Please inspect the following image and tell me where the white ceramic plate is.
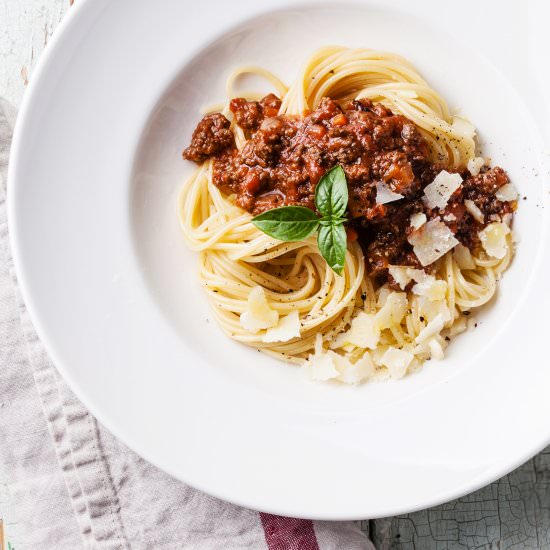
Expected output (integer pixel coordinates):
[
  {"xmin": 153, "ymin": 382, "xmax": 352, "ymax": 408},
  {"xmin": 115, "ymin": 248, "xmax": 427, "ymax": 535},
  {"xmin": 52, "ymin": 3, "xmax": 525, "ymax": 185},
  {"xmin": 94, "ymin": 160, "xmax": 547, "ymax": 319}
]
[{"xmin": 8, "ymin": 0, "xmax": 550, "ymax": 519}]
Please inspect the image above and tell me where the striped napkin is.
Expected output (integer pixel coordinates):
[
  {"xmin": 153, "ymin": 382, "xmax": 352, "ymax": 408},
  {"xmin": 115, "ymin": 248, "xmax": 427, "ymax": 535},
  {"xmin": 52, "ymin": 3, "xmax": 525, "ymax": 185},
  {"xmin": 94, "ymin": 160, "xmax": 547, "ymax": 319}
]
[{"xmin": 0, "ymin": 99, "xmax": 374, "ymax": 549}]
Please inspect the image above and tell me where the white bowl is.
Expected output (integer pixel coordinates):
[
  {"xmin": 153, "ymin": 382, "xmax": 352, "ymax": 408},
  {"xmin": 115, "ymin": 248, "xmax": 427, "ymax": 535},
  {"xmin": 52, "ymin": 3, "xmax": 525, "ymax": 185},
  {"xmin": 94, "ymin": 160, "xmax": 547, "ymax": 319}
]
[{"xmin": 8, "ymin": 0, "xmax": 550, "ymax": 519}]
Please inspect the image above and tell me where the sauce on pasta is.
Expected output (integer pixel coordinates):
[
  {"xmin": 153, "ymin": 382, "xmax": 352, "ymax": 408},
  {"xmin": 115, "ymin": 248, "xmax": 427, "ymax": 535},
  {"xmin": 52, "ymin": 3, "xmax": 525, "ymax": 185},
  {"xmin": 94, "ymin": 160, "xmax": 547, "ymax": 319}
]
[
  {"xmin": 177, "ymin": 46, "xmax": 517, "ymax": 383},
  {"xmin": 183, "ymin": 96, "xmax": 514, "ymax": 288}
]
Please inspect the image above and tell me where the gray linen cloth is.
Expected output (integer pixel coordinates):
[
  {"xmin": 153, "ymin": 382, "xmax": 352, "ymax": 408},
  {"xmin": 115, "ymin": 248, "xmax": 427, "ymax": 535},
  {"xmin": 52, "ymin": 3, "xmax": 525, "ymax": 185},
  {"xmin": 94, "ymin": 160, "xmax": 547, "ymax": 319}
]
[{"xmin": 0, "ymin": 98, "xmax": 373, "ymax": 550}]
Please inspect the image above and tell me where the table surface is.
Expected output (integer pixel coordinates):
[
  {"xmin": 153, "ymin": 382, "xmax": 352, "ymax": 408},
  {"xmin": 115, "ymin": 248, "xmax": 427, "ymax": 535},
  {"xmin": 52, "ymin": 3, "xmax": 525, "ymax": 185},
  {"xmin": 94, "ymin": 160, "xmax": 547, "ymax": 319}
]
[{"xmin": 2, "ymin": 1, "xmax": 550, "ymax": 549}]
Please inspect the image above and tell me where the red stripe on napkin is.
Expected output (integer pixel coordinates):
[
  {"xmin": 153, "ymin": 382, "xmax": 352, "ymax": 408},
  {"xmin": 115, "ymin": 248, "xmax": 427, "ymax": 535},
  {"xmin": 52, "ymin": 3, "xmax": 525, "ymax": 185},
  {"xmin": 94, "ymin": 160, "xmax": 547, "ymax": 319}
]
[{"xmin": 260, "ymin": 513, "xmax": 320, "ymax": 550}]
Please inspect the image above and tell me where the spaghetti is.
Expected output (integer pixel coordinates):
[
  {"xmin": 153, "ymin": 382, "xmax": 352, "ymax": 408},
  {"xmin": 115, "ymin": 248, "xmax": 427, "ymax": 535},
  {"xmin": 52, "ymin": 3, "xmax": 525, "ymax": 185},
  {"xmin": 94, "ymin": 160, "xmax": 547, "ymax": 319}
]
[{"xmin": 178, "ymin": 47, "xmax": 516, "ymax": 383}]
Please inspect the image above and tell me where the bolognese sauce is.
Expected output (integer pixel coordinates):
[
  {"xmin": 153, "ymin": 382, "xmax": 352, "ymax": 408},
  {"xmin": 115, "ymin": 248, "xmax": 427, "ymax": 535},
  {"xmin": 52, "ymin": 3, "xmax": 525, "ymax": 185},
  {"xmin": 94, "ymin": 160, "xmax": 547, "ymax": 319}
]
[{"xmin": 183, "ymin": 95, "xmax": 515, "ymax": 284}]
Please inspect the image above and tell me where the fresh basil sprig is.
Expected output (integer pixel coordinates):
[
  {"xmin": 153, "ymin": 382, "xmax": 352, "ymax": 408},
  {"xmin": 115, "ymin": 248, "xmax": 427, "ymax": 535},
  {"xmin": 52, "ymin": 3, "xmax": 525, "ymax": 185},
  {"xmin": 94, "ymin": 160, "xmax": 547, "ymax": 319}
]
[
  {"xmin": 251, "ymin": 165, "xmax": 349, "ymax": 275},
  {"xmin": 250, "ymin": 205, "xmax": 319, "ymax": 242}
]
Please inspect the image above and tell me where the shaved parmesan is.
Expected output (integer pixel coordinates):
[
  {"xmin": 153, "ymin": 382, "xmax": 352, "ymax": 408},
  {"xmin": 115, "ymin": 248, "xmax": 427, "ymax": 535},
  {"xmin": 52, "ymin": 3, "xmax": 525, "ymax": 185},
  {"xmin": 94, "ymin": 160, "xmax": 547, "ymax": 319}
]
[
  {"xmin": 452, "ymin": 116, "xmax": 476, "ymax": 140},
  {"xmin": 388, "ymin": 266, "xmax": 412, "ymax": 290},
  {"xmin": 408, "ymin": 219, "xmax": 459, "ymax": 267},
  {"xmin": 379, "ymin": 347, "xmax": 414, "ymax": 379},
  {"xmin": 412, "ymin": 340, "xmax": 430, "ymax": 356},
  {"xmin": 331, "ymin": 312, "xmax": 380, "ymax": 350},
  {"xmin": 304, "ymin": 345, "xmax": 374, "ymax": 384},
  {"xmin": 388, "ymin": 266, "xmax": 435, "ymax": 292},
  {"xmin": 410, "ymin": 212, "xmax": 427, "ymax": 229},
  {"xmin": 375, "ymin": 292, "xmax": 408, "ymax": 330},
  {"xmin": 417, "ymin": 297, "xmax": 451, "ymax": 324},
  {"xmin": 329, "ymin": 331, "xmax": 350, "ymax": 351},
  {"xmin": 423, "ymin": 171, "xmax": 462, "ymax": 210},
  {"xmin": 240, "ymin": 286, "xmax": 278, "ymax": 332},
  {"xmin": 376, "ymin": 286, "xmax": 392, "ymax": 308},
  {"xmin": 262, "ymin": 311, "xmax": 300, "ymax": 343},
  {"xmin": 412, "ymin": 277, "xmax": 447, "ymax": 301},
  {"xmin": 495, "ymin": 183, "xmax": 518, "ymax": 202},
  {"xmin": 376, "ymin": 181, "xmax": 403, "ymax": 204},
  {"xmin": 408, "ymin": 269, "xmax": 429, "ymax": 284},
  {"xmin": 304, "ymin": 351, "xmax": 340, "ymax": 381},
  {"xmin": 479, "ymin": 222, "xmax": 510, "ymax": 259},
  {"xmin": 464, "ymin": 199, "xmax": 484, "ymax": 223},
  {"xmin": 467, "ymin": 156, "xmax": 485, "ymax": 176},
  {"xmin": 428, "ymin": 338, "xmax": 445, "ymax": 360},
  {"xmin": 453, "ymin": 243, "xmax": 476, "ymax": 270},
  {"xmin": 335, "ymin": 353, "xmax": 375, "ymax": 384},
  {"xmin": 415, "ymin": 309, "xmax": 452, "ymax": 344}
]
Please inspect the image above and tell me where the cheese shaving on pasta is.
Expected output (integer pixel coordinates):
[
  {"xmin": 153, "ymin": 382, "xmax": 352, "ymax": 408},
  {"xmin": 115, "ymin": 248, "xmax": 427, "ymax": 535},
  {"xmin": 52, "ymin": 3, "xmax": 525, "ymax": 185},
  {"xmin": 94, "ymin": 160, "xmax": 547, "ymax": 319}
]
[{"xmin": 240, "ymin": 287, "xmax": 279, "ymax": 332}]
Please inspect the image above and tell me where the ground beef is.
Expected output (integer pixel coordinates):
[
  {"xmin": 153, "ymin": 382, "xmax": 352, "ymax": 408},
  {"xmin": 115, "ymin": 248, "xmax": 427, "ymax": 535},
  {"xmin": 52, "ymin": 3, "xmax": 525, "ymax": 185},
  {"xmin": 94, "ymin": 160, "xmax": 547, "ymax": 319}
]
[
  {"xmin": 183, "ymin": 95, "xmax": 515, "ymax": 281},
  {"xmin": 182, "ymin": 113, "xmax": 234, "ymax": 162},
  {"xmin": 229, "ymin": 93, "xmax": 282, "ymax": 131}
]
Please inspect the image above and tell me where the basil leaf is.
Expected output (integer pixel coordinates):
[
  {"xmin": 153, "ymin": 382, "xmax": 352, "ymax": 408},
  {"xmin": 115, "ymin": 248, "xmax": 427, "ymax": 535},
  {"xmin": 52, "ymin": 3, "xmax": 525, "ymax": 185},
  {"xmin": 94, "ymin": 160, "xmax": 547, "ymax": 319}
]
[
  {"xmin": 315, "ymin": 165, "xmax": 348, "ymax": 219},
  {"xmin": 318, "ymin": 217, "xmax": 346, "ymax": 227},
  {"xmin": 317, "ymin": 223, "xmax": 347, "ymax": 275},
  {"xmin": 252, "ymin": 206, "xmax": 319, "ymax": 241}
]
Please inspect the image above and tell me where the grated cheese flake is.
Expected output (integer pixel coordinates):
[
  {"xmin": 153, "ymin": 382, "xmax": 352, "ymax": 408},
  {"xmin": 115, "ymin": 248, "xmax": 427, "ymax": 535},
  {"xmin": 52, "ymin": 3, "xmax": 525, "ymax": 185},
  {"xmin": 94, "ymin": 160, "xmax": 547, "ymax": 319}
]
[
  {"xmin": 412, "ymin": 277, "xmax": 447, "ymax": 301},
  {"xmin": 423, "ymin": 170, "xmax": 462, "ymax": 210},
  {"xmin": 408, "ymin": 219, "xmax": 459, "ymax": 267},
  {"xmin": 428, "ymin": 338, "xmax": 445, "ymax": 360},
  {"xmin": 335, "ymin": 353, "xmax": 375, "ymax": 384},
  {"xmin": 417, "ymin": 297, "xmax": 451, "ymax": 324},
  {"xmin": 331, "ymin": 312, "xmax": 380, "ymax": 350},
  {"xmin": 388, "ymin": 266, "xmax": 433, "ymax": 290},
  {"xmin": 304, "ymin": 344, "xmax": 374, "ymax": 384},
  {"xmin": 379, "ymin": 347, "xmax": 414, "ymax": 379},
  {"xmin": 376, "ymin": 286, "xmax": 392, "ymax": 307},
  {"xmin": 388, "ymin": 266, "xmax": 412, "ymax": 290},
  {"xmin": 262, "ymin": 311, "xmax": 301, "ymax": 343},
  {"xmin": 467, "ymin": 156, "xmax": 485, "ymax": 176},
  {"xmin": 410, "ymin": 212, "xmax": 427, "ymax": 229},
  {"xmin": 415, "ymin": 309, "xmax": 452, "ymax": 344},
  {"xmin": 376, "ymin": 181, "xmax": 404, "ymax": 204},
  {"xmin": 304, "ymin": 351, "xmax": 340, "ymax": 381},
  {"xmin": 495, "ymin": 183, "xmax": 518, "ymax": 202},
  {"xmin": 375, "ymin": 292, "xmax": 408, "ymax": 330},
  {"xmin": 479, "ymin": 222, "xmax": 510, "ymax": 259},
  {"xmin": 240, "ymin": 286, "xmax": 279, "ymax": 333},
  {"xmin": 464, "ymin": 199, "xmax": 484, "ymax": 223},
  {"xmin": 408, "ymin": 269, "xmax": 429, "ymax": 284}
]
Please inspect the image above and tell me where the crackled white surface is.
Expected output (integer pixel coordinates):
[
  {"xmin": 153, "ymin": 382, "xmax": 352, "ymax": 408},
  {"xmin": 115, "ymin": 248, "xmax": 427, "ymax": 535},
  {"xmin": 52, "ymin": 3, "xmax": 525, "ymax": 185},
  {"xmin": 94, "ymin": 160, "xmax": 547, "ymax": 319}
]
[
  {"xmin": 3, "ymin": 2, "xmax": 550, "ymax": 548},
  {"xmin": 373, "ymin": 449, "xmax": 550, "ymax": 549}
]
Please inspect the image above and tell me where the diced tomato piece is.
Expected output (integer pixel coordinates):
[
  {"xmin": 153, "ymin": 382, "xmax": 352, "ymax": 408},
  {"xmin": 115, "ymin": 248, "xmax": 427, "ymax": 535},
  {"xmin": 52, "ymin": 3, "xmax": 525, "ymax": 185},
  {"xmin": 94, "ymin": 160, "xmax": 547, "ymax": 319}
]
[
  {"xmin": 244, "ymin": 172, "xmax": 261, "ymax": 194},
  {"xmin": 331, "ymin": 113, "xmax": 348, "ymax": 126}
]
